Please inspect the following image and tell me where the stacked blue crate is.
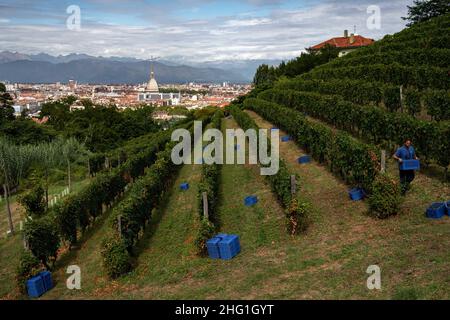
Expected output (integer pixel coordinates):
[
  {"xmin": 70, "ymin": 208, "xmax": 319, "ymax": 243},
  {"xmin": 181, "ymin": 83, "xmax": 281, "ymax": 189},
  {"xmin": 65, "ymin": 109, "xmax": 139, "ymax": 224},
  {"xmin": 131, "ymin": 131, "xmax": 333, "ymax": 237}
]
[
  {"xmin": 446, "ymin": 201, "xmax": 450, "ymax": 216},
  {"xmin": 26, "ymin": 275, "xmax": 46, "ymax": 298},
  {"xmin": 39, "ymin": 271, "xmax": 53, "ymax": 291},
  {"xmin": 207, "ymin": 234, "xmax": 241, "ymax": 260},
  {"xmin": 206, "ymin": 237, "xmax": 222, "ymax": 259},
  {"xmin": 218, "ymin": 235, "xmax": 241, "ymax": 260},
  {"xmin": 281, "ymin": 136, "xmax": 291, "ymax": 142},
  {"xmin": 426, "ymin": 202, "xmax": 446, "ymax": 219}
]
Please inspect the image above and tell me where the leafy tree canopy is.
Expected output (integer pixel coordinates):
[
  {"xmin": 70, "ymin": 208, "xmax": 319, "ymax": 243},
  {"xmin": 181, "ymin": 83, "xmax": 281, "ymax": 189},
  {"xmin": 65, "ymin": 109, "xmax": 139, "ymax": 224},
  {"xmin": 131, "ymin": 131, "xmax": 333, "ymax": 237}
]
[{"xmin": 402, "ymin": 0, "xmax": 450, "ymax": 26}]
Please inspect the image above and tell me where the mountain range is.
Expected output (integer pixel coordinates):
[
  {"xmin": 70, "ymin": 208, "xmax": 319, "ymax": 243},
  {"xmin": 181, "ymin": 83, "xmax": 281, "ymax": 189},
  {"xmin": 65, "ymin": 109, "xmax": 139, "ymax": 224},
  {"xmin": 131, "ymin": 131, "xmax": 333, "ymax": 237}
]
[{"xmin": 0, "ymin": 51, "xmax": 281, "ymax": 84}]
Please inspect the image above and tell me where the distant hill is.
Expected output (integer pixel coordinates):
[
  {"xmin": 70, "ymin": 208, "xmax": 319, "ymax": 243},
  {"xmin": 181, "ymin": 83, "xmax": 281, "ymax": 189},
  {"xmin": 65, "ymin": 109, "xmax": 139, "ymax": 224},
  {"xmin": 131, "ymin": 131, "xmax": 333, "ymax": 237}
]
[
  {"xmin": 0, "ymin": 59, "xmax": 249, "ymax": 84},
  {"xmin": 0, "ymin": 51, "xmax": 283, "ymax": 83}
]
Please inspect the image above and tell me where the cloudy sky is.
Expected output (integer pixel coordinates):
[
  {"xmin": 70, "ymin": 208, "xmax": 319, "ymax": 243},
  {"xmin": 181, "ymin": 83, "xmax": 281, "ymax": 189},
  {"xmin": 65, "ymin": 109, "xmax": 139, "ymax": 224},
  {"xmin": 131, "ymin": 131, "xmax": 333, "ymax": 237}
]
[{"xmin": 0, "ymin": 0, "xmax": 414, "ymax": 62}]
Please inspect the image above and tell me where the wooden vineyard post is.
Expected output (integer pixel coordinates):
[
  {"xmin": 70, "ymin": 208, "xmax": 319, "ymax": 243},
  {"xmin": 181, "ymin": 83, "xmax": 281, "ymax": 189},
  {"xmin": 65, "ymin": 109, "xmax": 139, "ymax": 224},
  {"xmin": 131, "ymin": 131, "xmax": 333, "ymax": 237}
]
[
  {"xmin": 381, "ymin": 150, "xmax": 386, "ymax": 173},
  {"xmin": 202, "ymin": 192, "xmax": 209, "ymax": 220},
  {"xmin": 22, "ymin": 232, "xmax": 29, "ymax": 250},
  {"xmin": 291, "ymin": 175, "xmax": 296, "ymax": 195}
]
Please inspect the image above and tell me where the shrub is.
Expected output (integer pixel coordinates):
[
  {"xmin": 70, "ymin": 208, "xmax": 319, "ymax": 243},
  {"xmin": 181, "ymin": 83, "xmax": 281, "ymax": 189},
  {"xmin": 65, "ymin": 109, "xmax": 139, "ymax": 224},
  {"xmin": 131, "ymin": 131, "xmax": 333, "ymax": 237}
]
[
  {"xmin": 19, "ymin": 184, "xmax": 46, "ymax": 217},
  {"xmin": 101, "ymin": 236, "xmax": 131, "ymax": 279},
  {"xmin": 384, "ymin": 86, "xmax": 401, "ymax": 112},
  {"xmin": 23, "ymin": 215, "xmax": 60, "ymax": 268},
  {"xmin": 54, "ymin": 198, "xmax": 80, "ymax": 246},
  {"xmin": 194, "ymin": 218, "xmax": 215, "ymax": 256},
  {"xmin": 197, "ymin": 164, "xmax": 220, "ymax": 223},
  {"xmin": 404, "ymin": 89, "xmax": 422, "ymax": 116},
  {"xmin": 425, "ymin": 89, "xmax": 450, "ymax": 120},
  {"xmin": 286, "ymin": 199, "xmax": 309, "ymax": 235},
  {"xmin": 368, "ymin": 173, "xmax": 402, "ymax": 219},
  {"xmin": 15, "ymin": 250, "xmax": 42, "ymax": 294}
]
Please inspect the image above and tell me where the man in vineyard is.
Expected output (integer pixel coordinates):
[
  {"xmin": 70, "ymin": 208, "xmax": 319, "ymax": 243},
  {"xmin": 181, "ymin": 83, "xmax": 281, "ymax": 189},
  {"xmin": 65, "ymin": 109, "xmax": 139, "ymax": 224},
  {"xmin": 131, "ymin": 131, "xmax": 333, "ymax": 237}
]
[{"xmin": 393, "ymin": 139, "xmax": 419, "ymax": 195}]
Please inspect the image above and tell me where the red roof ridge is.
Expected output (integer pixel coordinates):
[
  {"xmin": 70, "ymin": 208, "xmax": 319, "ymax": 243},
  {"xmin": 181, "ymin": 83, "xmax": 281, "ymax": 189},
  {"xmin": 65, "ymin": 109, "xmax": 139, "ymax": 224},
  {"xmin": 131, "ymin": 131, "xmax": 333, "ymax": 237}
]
[{"xmin": 311, "ymin": 34, "xmax": 374, "ymax": 50}]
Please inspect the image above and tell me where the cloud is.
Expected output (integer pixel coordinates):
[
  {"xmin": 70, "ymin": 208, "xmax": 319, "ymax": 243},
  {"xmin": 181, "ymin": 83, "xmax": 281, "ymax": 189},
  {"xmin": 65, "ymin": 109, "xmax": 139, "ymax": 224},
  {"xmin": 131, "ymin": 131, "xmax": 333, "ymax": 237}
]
[{"xmin": 0, "ymin": 0, "xmax": 414, "ymax": 61}]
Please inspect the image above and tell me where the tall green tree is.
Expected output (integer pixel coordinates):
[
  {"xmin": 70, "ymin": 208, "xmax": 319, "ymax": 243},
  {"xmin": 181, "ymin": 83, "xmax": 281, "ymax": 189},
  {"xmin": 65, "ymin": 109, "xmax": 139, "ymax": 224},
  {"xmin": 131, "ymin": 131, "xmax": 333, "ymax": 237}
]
[
  {"xmin": 0, "ymin": 83, "xmax": 14, "ymax": 125},
  {"xmin": 0, "ymin": 139, "xmax": 34, "ymax": 233},
  {"xmin": 402, "ymin": 0, "xmax": 450, "ymax": 26},
  {"xmin": 34, "ymin": 141, "xmax": 63, "ymax": 208},
  {"xmin": 60, "ymin": 137, "xmax": 87, "ymax": 192}
]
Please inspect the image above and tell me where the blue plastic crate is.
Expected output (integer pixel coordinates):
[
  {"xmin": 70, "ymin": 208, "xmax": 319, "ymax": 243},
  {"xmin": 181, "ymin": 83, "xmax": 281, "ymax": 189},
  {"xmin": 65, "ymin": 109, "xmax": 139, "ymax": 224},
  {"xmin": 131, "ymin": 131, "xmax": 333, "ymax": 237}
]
[
  {"xmin": 298, "ymin": 155, "xmax": 311, "ymax": 164},
  {"xmin": 206, "ymin": 237, "xmax": 223, "ymax": 259},
  {"xmin": 218, "ymin": 235, "xmax": 241, "ymax": 260},
  {"xmin": 39, "ymin": 271, "xmax": 53, "ymax": 291},
  {"xmin": 349, "ymin": 188, "xmax": 365, "ymax": 201},
  {"xmin": 426, "ymin": 202, "xmax": 446, "ymax": 219},
  {"xmin": 244, "ymin": 196, "xmax": 258, "ymax": 206},
  {"xmin": 26, "ymin": 275, "xmax": 46, "ymax": 298},
  {"xmin": 446, "ymin": 201, "xmax": 450, "ymax": 216},
  {"xmin": 281, "ymin": 136, "xmax": 291, "ymax": 142},
  {"xmin": 180, "ymin": 183, "xmax": 189, "ymax": 191},
  {"xmin": 400, "ymin": 159, "xmax": 420, "ymax": 171}
]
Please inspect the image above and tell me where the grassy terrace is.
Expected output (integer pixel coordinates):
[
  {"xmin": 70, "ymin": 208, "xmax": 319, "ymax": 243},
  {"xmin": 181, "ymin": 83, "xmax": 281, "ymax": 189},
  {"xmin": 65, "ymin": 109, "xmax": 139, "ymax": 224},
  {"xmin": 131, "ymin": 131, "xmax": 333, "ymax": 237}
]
[
  {"xmin": 246, "ymin": 110, "xmax": 449, "ymax": 299},
  {"xmin": 37, "ymin": 117, "xmax": 285, "ymax": 299}
]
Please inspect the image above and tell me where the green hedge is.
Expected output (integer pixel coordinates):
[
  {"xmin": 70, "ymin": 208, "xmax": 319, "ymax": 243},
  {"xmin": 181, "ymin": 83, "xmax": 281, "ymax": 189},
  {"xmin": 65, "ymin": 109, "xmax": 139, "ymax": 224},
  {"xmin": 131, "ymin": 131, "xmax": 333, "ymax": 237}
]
[
  {"xmin": 195, "ymin": 110, "xmax": 224, "ymax": 255},
  {"xmin": 301, "ymin": 63, "xmax": 449, "ymax": 90},
  {"xmin": 21, "ymin": 122, "xmax": 193, "ymax": 282},
  {"xmin": 244, "ymin": 98, "xmax": 379, "ymax": 190},
  {"xmin": 244, "ymin": 98, "xmax": 401, "ymax": 217},
  {"xmin": 258, "ymin": 89, "xmax": 450, "ymax": 171},
  {"xmin": 275, "ymin": 78, "xmax": 449, "ymax": 120},
  {"xmin": 326, "ymin": 48, "xmax": 450, "ymax": 69},
  {"xmin": 102, "ymin": 118, "xmax": 211, "ymax": 277}
]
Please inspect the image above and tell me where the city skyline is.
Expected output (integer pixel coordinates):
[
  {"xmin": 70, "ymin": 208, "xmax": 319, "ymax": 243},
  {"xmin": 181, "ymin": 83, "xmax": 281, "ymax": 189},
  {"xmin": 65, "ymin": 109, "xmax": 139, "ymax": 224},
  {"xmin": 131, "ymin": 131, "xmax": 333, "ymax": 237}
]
[{"xmin": 0, "ymin": 0, "xmax": 413, "ymax": 62}]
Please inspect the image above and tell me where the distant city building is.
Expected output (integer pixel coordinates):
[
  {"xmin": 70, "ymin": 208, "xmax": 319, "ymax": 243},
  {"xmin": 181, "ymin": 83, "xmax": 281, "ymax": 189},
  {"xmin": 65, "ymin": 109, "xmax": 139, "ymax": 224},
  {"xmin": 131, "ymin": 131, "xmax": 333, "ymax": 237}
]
[
  {"xmin": 310, "ymin": 30, "xmax": 374, "ymax": 57},
  {"xmin": 137, "ymin": 63, "xmax": 181, "ymax": 106},
  {"xmin": 68, "ymin": 79, "xmax": 77, "ymax": 90}
]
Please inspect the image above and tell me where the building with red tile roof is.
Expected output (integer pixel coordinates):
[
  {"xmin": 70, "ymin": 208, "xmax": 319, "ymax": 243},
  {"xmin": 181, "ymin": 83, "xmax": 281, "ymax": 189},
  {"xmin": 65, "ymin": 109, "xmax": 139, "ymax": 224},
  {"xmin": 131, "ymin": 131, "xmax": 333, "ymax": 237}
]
[{"xmin": 310, "ymin": 30, "xmax": 375, "ymax": 57}]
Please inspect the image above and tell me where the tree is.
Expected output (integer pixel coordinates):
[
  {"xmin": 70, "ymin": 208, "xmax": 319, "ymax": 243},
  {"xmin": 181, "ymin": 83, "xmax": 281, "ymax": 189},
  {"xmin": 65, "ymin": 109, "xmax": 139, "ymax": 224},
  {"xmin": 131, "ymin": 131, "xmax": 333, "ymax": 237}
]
[
  {"xmin": 23, "ymin": 216, "xmax": 60, "ymax": 269},
  {"xmin": 19, "ymin": 184, "xmax": 46, "ymax": 217},
  {"xmin": 60, "ymin": 137, "xmax": 87, "ymax": 192},
  {"xmin": 253, "ymin": 64, "xmax": 277, "ymax": 87},
  {"xmin": 34, "ymin": 141, "xmax": 63, "ymax": 208},
  {"xmin": 0, "ymin": 83, "xmax": 14, "ymax": 124},
  {"xmin": 402, "ymin": 0, "xmax": 450, "ymax": 26},
  {"xmin": 0, "ymin": 139, "xmax": 34, "ymax": 233}
]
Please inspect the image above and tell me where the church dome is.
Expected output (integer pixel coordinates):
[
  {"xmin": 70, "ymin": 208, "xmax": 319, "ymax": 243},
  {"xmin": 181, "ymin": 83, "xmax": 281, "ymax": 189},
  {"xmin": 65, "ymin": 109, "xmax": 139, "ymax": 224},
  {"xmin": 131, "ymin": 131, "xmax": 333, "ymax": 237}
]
[{"xmin": 146, "ymin": 76, "xmax": 159, "ymax": 93}]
